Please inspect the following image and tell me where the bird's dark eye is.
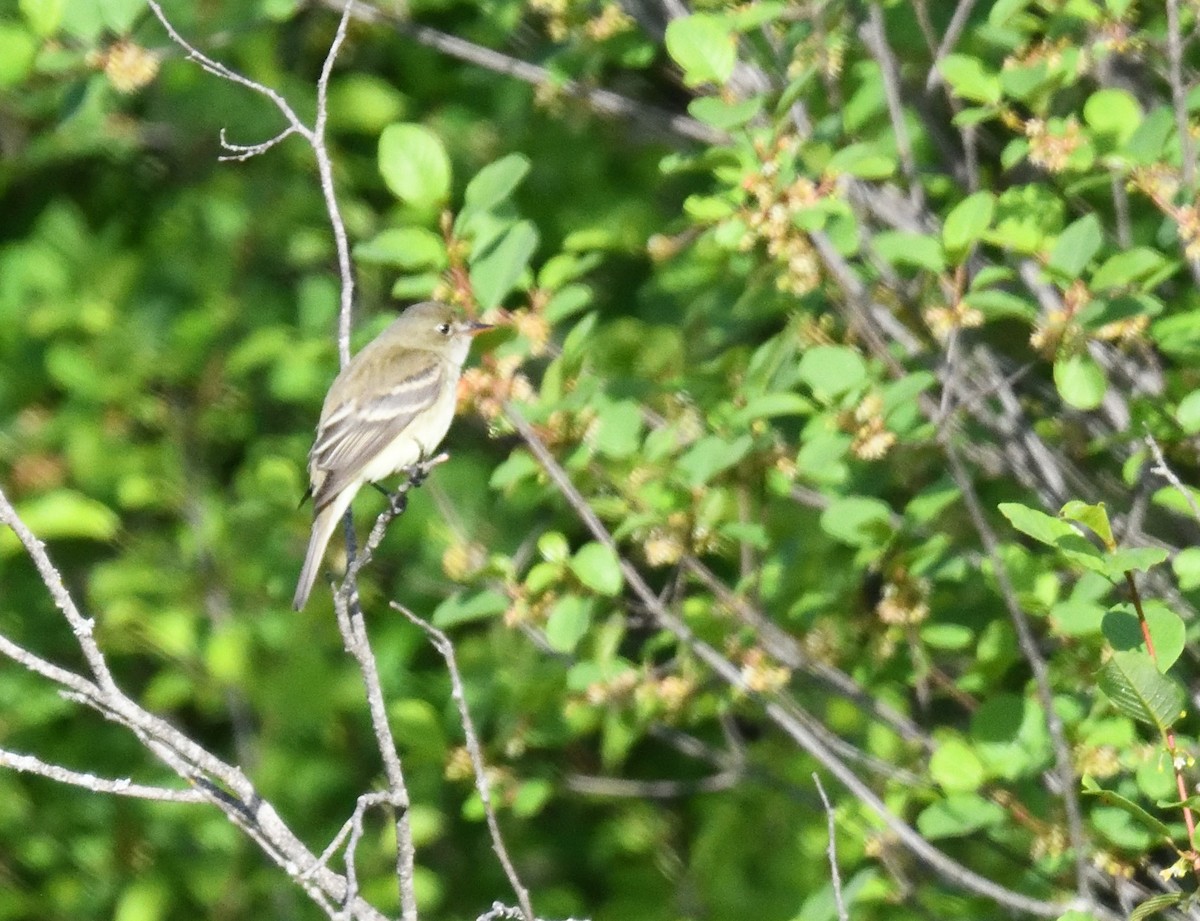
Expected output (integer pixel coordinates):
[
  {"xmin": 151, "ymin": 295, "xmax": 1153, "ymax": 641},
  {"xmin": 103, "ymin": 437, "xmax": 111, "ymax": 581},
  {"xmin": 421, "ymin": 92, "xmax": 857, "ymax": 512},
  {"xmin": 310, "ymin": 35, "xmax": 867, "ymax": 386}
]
[{"xmin": 436, "ymin": 322, "xmax": 451, "ymax": 335}]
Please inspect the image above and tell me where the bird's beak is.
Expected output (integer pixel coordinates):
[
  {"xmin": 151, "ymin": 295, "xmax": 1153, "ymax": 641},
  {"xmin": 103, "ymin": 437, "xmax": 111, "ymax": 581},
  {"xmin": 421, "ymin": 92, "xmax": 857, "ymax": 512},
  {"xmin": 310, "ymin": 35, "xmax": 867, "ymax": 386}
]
[{"xmin": 463, "ymin": 320, "xmax": 494, "ymax": 336}]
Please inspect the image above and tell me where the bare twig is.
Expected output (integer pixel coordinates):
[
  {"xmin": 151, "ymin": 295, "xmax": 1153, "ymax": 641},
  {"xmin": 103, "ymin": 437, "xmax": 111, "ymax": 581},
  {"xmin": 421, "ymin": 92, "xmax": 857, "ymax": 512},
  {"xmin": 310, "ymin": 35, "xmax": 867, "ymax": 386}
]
[
  {"xmin": 1145, "ymin": 432, "xmax": 1200, "ymax": 527},
  {"xmin": 1166, "ymin": 0, "xmax": 1195, "ymax": 193},
  {"xmin": 814, "ymin": 773, "xmax": 849, "ymax": 921},
  {"xmin": 565, "ymin": 771, "xmax": 740, "ymax": 798},
  {"xmin": 925, "ymin": 0, "xmax": 979, "ymax": 90},
  {"xmin": 393, "ymin": 602, "xmax": 535, "ymax": 921},
  {"xmin": 146, "ymin": 0, "xmax": 357, "ymax": 364},
  {"xmin": 331, "ymin": 581, "xmax": 418, "ymax": 920},
  {"xmin": 0, "ymin": 748, "xmax": 206, "ymax": 803},
  {"xmin": 0, "ymin": 486, "xmax": 115, "ymax": 692},
  {"xmin": 317, "ymin": 0, "xmax": 725, "ymax": 147},
  {"xmin": 862, "ymin": 4, "xmax": 924, "ymax": 212},
  {"xmin": 0, "ymin": 482, "xmax": 390, "ymax": 920}
]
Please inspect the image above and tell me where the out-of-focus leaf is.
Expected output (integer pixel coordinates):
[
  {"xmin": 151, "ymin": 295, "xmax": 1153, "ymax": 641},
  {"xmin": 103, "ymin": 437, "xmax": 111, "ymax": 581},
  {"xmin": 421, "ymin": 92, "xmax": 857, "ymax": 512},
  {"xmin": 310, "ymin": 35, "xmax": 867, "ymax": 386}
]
[
  {"xmin": 1054, "ymin": 352, "xmax": 1107, "ymax": 410},
  {"xmin": 665, "ymin": 13, "xmax": 736, "ymax": 86},
  {"xmin": 569, "ymin": 542, "xmax": 624, "ymax": 596},
  {"xmin": 469, "ymin": 220, "xmax": 538, "ymax": 309},
  {"xmin": 378, "ymin": 123, "xmax": 452, "ymax": 209}
]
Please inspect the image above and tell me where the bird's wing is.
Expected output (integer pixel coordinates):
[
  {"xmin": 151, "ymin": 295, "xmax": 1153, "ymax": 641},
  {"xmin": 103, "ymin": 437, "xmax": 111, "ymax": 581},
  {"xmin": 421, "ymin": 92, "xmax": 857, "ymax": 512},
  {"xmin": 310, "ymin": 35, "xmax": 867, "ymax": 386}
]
[{"xmin": 309, "ymin": 355, "xmax": 444, "ymax": 509}]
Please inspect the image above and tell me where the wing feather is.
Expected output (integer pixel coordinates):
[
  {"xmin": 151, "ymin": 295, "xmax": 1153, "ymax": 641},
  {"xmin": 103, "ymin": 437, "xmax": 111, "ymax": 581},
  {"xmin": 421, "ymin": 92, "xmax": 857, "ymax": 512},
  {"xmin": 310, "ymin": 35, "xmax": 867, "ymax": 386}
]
[{"xmin": 309, "ymin": 360, "xmax": 443, "ymax": 508}]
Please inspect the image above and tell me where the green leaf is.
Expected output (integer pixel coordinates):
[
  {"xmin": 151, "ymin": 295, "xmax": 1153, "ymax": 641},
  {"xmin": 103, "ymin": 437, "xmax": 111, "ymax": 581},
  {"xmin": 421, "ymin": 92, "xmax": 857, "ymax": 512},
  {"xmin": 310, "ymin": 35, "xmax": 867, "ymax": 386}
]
[
  {"xmin": 916, "ymin": 794, "xmax": 1004, "ymax": 839},
  {"xmin": 1130, "ymin": 894, "xmax": 1188, "ymax": 921},
  {"xmin": 1177, "ymin": 389, "xmax": 1200, "ymax": 433},
  {"xmin": 727, "ymin": 1, "xmax": 785, "ymax": 30},
  {"xmin": 462, "ymin": 153, "xmax": 531, "ymax": 215},
  {"xmin": 1054, "ymin": 352, "xmax": 1107, "ymax": 410},
  {"xmin": 998, "ymin": 503, "xmax": 1075, "ymax": 546},
  {"xmin": 688, "ymin": 96, "xmax": 763, "ymax": 130},
  {"xmin": 430, "ymin": 590, "xmax": 509, "ymax": 628},
  {"xmin": 536, "ymin": 532, "xmax": 570, "ymax": 564},
  {"xmin": 1084, "ymin": 88, "xmax": 1141, "ymax": 146},
  {"xmin": 871, "ymin": 231, "xmax": 945, "ymax": 272},
  {"xmin": 98, "ymin": 0, "xmax": 146, "ymax": 33},
  {"xmin": 664, "ymin": 13, "xmax": 736, "ymax": 87},
  {"xmin": 970, "ymin": 694, "xmax": 1052, "ymax": 780},
  {"xmin": 1098, "ymin": 650, "xmax": 1185, "ymax": 730},
  {"xmin": 114, "ymin": 879, "xmax": 168, "ymax": 921},
  {"xmin": 930, "ymin": 737, "xmax": 985, "ymax": 792},
  {"xmin": 5, "ymin": 490, "xmax": 120, "ymax": 547},
  {"xmin": 1091, "ymin": 247, "xmax": 1170, "ymax": 290},
  {"xmin": 729, "ymin": 392, "xmax": 811, "ymax": 426},
  {"xmin": 378, "ymin": 123, "xmax": 452, "ymax": 209},
  {"xmin": 592, "ymin": 400, "xmax": 644, "ymax": 458},
  {"xmin": 1059, "ymin": 500, "xmax": 1113, "ymax": 547},
  {"xmin": 676, "ymin": 434, "xmax": 753, "ymax": 486},
  {"xmin": 1049, "ymin": 599, "xmax": 1106, "ymax": 636},
  {"xmin": 937, "ymin": 54, "xmax": 1001, "ymax": 105},
  {"xmin": 469, "ymin": 220, "xmax": 538, "ymax": 310},
  {"xmin": 1081, "ymin": 776, "xmax": 1172, "ymax": 839},
  {"xmin": 327, "ymin": 74, "xmax": 406, "ymax": 134},
  {"xmin": 1102, "ymin": 602, "xmax": 1185, "ymax": 671},
  {"xmin": 1123, "ymin": 107, "xmax": 1175, "ymax": 164},
  {"xmin": 353, "ymin": 227, "xmax": 446, "ymax": 270},
  {"xmin": 825, "ymin": 143, "xmax": 896, "ymax": 180},
  {"xmin": 0, "ymin": 24, "xmax": 37, "ymax": 87},
  {"xmin": 21, "ymin": 0, "xmax": 64, "ymax": 35},
  {"xmin": 796, "ymin": 345, "xmax": 867, "ymax": 397},
  {"xmin": 1103, "ymin": 546, "xmax": 1169, "ymax": 579},
  {"xmin": 390, "ymin": 273, "xmax": 440, "ymax": 300},
  {"xmin": 545, "ymin": 595, "xmax": 592, "ymax": 653},
  {"xmin": 819, "ymin": 496, "xmax": 894, "ymax": 548},
  {"xmin": 570, "ymin": 543, "xmax": 624, "ymax": 596},
  {"xmin": 942, "ymin": 192, "xmax": 995, "ymax": 260},
  {"xmin": 1048, "ymin": 214, "xmax": 1103, "ymax": 279},
  {"xmin": 1173, "ymin": 547, "xmax": 1200, "ymax": 590}
]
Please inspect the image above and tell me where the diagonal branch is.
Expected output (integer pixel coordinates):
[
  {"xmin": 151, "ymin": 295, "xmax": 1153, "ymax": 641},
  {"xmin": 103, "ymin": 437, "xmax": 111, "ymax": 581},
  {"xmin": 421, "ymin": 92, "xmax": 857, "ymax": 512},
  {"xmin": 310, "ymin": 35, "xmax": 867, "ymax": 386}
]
[
  {"xmin": 393, "ymin": 602, "xmax": 535, "ymax": 921},
  {"xmin": 503, "ymin": 404, "xmax": 1108, "ymax": 920},
  {"xmin": 318, "ymin": 0, "xmax": 726, "ymax": 147},
  {"xmin": 0, "ymin": 748, "xmax": 206, "ymax": 803}
]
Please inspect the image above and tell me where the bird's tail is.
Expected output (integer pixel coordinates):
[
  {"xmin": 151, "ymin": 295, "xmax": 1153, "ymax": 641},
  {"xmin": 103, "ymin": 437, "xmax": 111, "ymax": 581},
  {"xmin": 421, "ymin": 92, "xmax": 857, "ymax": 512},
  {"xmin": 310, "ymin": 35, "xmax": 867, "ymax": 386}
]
[{"xmin": 293, "ymin": 493, "xmax": 352, "ymax": 611}]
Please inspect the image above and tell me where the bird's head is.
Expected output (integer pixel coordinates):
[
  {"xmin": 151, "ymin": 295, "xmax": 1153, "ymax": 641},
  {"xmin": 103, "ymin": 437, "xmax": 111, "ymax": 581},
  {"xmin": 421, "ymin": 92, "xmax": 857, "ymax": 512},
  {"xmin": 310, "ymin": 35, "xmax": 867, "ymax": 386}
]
[{"xmin": 385, "ymin": 301, "xmax": 493, "ymax": 355}]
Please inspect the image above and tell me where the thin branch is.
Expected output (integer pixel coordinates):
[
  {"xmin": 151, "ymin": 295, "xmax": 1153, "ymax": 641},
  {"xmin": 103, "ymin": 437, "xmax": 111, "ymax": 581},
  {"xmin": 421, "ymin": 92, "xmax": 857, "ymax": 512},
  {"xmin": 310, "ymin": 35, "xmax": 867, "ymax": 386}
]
[
  {"xmin": 0, "ymin": 487, "xmax": 390, "ymax": 920},
  {"xmin": 1166, "ymin": 0, "xmax": 1196, "ymax": 192},
  {"xmin": 319, "ymin": 0, "xmax": 726, "ymax": 147},
  {"xmin": 1145, "ymin": 431, "xmax": 1200, "ymax": 527},
  {"xmin": 814, "ymin": 773, "xmax": 849, "ymax": 921},
  {"xmin": 332, "ymin": 581, "xmax": 418, "ymax": 921},
  {"xmin": 862, "ymin": 4, "xmax": 925, "ymax": 212},
  {"xmin": 941, "ymin": 441, "xmax": 1092, "ymax": 902},
  {"xmin": 925, "ymin": 0, "xmax": 979, "ymax": 90},
  {"xmin": 146, "ymin": 0, "xmax": 358, "ymax": 366},
  {"xmin": 0, "ymin": 748, "xmax": 206, "ymax": 803},
  {"xmin": 0, "ymin": 486, "xmax": 116, "ymax": 692},
  {"xmin": 565, "ymin": 770, "xmax": 740, "ymax": 799},
  {"xmin": 393, "ymin": 602, "xmax": 535, "ymax": 921},
  {"xmin": 314, "ymin": 2, "xmax": 358, "ymax": 367},
  {"xmin": 146, "ymin": 3, "xmax": 315, "ymax": 144},
  {"xmin": 681, "ymin": 555, "xmax": 931, "ymax": 749}
]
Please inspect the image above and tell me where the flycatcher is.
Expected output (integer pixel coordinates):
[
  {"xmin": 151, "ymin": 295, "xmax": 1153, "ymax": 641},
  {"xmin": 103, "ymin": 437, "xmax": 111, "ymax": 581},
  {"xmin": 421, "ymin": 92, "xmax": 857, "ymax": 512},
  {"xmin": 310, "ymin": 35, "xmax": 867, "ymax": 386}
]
[{"xmin": 293, "ymin": 301, "xmax": 490, "ymax": 610}]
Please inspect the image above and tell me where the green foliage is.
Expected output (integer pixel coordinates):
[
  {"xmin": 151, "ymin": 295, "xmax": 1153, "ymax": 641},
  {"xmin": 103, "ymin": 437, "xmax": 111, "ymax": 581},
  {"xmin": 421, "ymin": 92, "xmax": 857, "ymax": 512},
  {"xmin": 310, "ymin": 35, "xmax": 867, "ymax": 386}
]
[{"xmin": 6, "ymin": 1, "xmax": 1200, "ymax": 920}]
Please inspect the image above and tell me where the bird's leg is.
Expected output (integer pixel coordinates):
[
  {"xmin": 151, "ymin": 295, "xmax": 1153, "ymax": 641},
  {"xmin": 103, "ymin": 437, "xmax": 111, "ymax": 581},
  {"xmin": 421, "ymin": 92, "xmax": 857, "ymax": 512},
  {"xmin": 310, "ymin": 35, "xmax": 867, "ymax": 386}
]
[
  {"xmin": 382, "ymin": 452, "xmax": 451, "ymax": 518},
  {"xmin": 384, "ymin": 482, "xmax": 411, "ymax": 518}
]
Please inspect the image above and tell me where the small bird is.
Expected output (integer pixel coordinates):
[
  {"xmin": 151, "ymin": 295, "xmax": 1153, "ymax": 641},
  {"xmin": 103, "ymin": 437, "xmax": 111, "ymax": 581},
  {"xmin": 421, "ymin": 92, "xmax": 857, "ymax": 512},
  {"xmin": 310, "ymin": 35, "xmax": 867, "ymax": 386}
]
[{"xmin": 293, "ymin": 301, "xmax": 491, "ymax": 610}]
